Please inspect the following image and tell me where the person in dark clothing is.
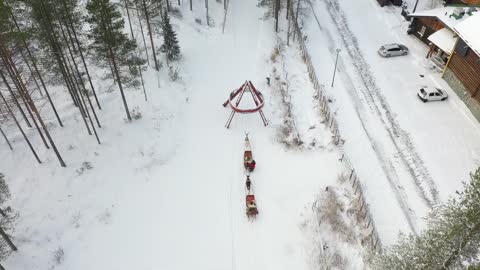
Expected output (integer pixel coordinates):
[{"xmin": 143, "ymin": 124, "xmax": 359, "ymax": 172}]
[
  {"xmin": 247, "ymin": 160, "xmax": 256, "ymax": 172},
  {"xmin": 246, "ymin": 176, "xmax": 251, "ymax": 191},
  {"xmin": 266, "ymin": 77, "xmax": 271, "ymax": 86}
]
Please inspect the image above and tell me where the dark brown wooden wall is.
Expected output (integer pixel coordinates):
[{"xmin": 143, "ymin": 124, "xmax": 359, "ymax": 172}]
[
  {"xmin": 411, "ymin": 17, "xmax": 446, "ymax": 45},
  {"xmin": 445, "ymin": 0, "xmax": 480, "ymax": 5},
  {"xmin": 448, "ymin": 47, "xmax": 480, "ymax": 97}
]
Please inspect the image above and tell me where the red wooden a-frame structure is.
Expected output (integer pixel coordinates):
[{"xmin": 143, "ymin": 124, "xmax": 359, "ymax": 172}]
[{"xmin": 222, "ymin": 81, "xmax": 268, "ymax": 128}]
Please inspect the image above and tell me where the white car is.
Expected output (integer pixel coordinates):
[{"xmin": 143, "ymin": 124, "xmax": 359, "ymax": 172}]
[
  {"xmin": 378, "ymin": 43, "xmax": 409, "ymax": 57},
  {"xmin": 417, "ymin": 87, "xmax": 448, "ymax": 102}
]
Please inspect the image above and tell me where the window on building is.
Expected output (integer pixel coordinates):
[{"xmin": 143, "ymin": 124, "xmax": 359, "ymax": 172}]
[{"xmin": 418, "ymin": 26, "xmax": 426, "ymax": 37}]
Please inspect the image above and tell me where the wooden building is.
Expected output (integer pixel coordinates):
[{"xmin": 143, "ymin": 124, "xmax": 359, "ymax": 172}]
[
  {"xmin": 444, "ymin": 0, "xmax": 480, "ymax": 5},
  {"xmin": 443, "ymin": 14, "xmax": 480, "ymax": 102},
  {"xmin": 408, "ymin": 7, "xmax": 478, "ymax": 69}
]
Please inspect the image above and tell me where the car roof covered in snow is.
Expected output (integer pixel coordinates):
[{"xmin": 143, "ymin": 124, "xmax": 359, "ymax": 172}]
[
  {"xmin": 422, "ymin": 86, "xmax": 442, "ymax": 93},
  {"xmin": 383, "ymin": 43, "xmax": 401, "ymax": 49}
]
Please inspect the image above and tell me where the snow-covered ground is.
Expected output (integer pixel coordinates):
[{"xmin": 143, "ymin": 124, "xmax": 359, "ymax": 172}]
[
  {"xmin": 0, "ymin": 0, "xmax": 353, "ymax": 269},
  {"xmin": 2, "ymin": 0, "xmax": 480, "ymax": 269},
  {"xmin": 304, "ymin": 0, "xmax": 480, "ymax": 244}
]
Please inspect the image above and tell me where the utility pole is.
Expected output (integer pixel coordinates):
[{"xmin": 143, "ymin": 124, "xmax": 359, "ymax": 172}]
[
  {"xmin": 413, "ymin": 0, "xmax": 419, "ymax": 13},
  {"xmin": 331, "ymin": 49, "xmax": 341, "ymax": 87}
]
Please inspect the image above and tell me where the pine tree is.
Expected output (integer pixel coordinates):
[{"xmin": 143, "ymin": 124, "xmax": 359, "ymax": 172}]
[
  {"xmin": 372, "ymin": 168, "xmax": 480, "ymax": 269},
  {"xmin": 162, "ymin": 11, "xmax": 180, "ymax": 62},
  {"xmin": 86, "ymin": 0, "xmax": 141, "ymax": 121}
]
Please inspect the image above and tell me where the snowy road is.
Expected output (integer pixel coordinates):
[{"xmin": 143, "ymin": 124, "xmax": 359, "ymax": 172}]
[{"xmin": 305, "ymin": 0, "xmax": 480, "ymax": 243}]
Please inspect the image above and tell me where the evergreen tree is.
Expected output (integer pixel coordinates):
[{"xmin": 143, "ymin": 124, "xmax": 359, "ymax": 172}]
[
  {"xmin": 86, "ymin": 0, "xmax": 142, "ymax": 121},
  {"xmin": 373, "ymin": 168, "xmax": 480, "ymax": 270},
  {"xmin": 161, "ymin": 11, "xmax": 180, "ymax": 61}
]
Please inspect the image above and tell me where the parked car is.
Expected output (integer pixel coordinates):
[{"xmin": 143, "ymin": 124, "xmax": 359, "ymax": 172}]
[
  {"xmin": 417, "ymin": 87, "xmax": 448, "ymax": 102},
  {"xmin": 378, "ymin": 43, "xmax": 409, "ymax": 57}
]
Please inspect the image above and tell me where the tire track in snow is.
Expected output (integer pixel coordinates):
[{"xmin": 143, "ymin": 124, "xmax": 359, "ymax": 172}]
[{"xmin": 318, "ymin": 0, "xmax": 439, "ymax": 208}]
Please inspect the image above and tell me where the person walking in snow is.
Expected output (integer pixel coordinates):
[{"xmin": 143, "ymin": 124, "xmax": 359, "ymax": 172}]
[{"xmin": 246, "ymin": 176, "xmax": 252, "ymax": 191}]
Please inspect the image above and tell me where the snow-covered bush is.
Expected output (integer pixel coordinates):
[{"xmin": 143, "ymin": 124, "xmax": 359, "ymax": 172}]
[
  {"xmin": 53, "ymin": 247, "xmax": 65, "ymax": 265},
  {"xmin": 130, "ymin": 107, "xmax": 142, "ymax": 120},
  {"xmin": 76, "ymin": 162, "xmax": 93, "ymax": 176},
  {"xmin": 168, "ymin": 67, "xmax": 180, "ymax": 82}
]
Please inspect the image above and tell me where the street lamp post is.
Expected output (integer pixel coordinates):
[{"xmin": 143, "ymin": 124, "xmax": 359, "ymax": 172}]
[
  {"xmin": 331, "ymin": 49, "xmax": 341, "ymax": 87},
  {"xmin": 413, "ymin": 0, "xmax": 420, "ymax": 13}
]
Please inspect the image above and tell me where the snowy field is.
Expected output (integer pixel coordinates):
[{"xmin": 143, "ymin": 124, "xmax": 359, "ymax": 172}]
[
  {"xmin": 0, "ymin": 0, "xmax": 354, "ymax": 269},
  {"xmin": 2, "ymin": 0, "xmax": 480, "ymax": 269}
]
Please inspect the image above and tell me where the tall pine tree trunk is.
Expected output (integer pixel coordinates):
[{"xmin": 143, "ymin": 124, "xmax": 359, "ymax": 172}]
[
  {"xmin": 0, "ymin": 70, "xmax": 42, "ymax": 164},
  {"xmin": 1, "ymin": 53, "xmax": 50, "ymax": 149},
  {"xmin": 60, "ymin": 24, "xmax": 101, "ymax": 144},
  {"xmin": 10, "ymin": 11, "xmax": 64, "ymax": 127},
  {"xmin": 135, "ymin": 0, "xmax": 150, "ymax": 65},
  {"xmin": 4, "ymin": 53, "xmax": 66, "ymax": 167},
  {"xmin": 142, "ymin": 0, "xmax": 159, "ymax": 71},
  {"xmin": 62, "ymin": 0, "xmax": 102, "ymax": 110},
  {"xmin": 0, "ymin": 67, "xmax": 31, "ymax": 128},
  {"xmin": 205, "ymin": 0, "xmax": 209, "ymax": 26},
  {"xmin": 110, "ymin": 48, "xmax": 131, "ymax": 121},
  {"xmin": 0, "ymin": 226, "xmax": 16, "ymax": 251},
  {"xmin": 0, "ymin": 126, "xmax": 12, "ymax": 150},
  {"xmin": 62, "ymin": 19, "xmax": 101, "ymax": 129},
  {"xmin": 275, "ymin": 0, "xmax": 280, "ymax": 32},
  {"xmin": 19, "ymin": 49, "xmax": 42, "ymax": 97},
  {"xmin": 124, "ymin": 0, "xmax": 135, "ymax": 40}
]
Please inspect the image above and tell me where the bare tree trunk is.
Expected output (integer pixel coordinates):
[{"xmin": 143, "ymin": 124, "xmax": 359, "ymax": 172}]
[
  {"xmin": 0, "ymin": 126, "xmax": 12, "ymax": 150},
  {"xmin": 205, "ymin": 0, "xmax": 209, "ymax": 26},
  {"xmin": 98, "ymin": 2, "xmax": 131, "ymax": 121},
  {"xmin": 2, "ymin": 54, "xmax": 50, "ymax": 149},
  {"xmin": 120, "ymin": 2, "xmax": 147, "ymax": 102},
  {"xmin": 295, "ymin": 0, "xmax": 301, "ymax": 26},
  {"xmin": 62, "ymin": 19, "xmax": 102, "ymax": 129},
  {"xmin": 135, "ymin": 0, "xmax": 150, "ymax": 65},
  {"xmin": 19, "ymin": 49, "xmax": 42, "ymax": 97},
  {"xmin": 286, "ymin": 0, "xmax": 290, "ymax": 19},
  {"xmin": 60, "ymin": 24, "xmax": 101, "ymax": 144},
  {"xmin": 124, "ymin": 0, "xmax": 135, "ymax": 40},
  {"xmin": 62, "ymin": 47, "xmax": 92, "ymax": 136},
  {"xmin": 190, "ymin": 0, "xmax": 192, "ymax": 11},
  {"xmin": 275, "ymin": 0, "xmax": 280, "ymax": 32},
  {"xmin": 178, "ymin": 0, "xmax": 181, "ymax": 6},
  {"xmin": 110, "ymin": 48, "xmax": 131, "ymax": 121},
  {"xmin": 139, "ymin": 66, "xmax": 147, "ymax": 101},
  {"xmin": 0, "ymin": 70, "xmax": 42, "ymax": 164},
  {"xmin": 5, "ymin": 54, "xmax": 66, "ymax": 167},
  {"xmin": 142, "ymin": 0, "xmax": 159, "ymax": 71},
  {"xmin": 38, "ymin": 1, "xmax": 80, "ymax": 109},
  {"xmin": 62, "ymin": 0, "xmax": 102, "ymax": 110},
  {"xmin": 0, "ymin": 66, "xmax": 31, "ymax": 128},
  {"xmin": 287, "ymin": 4, "xmax": 292, "ymax": 46},
  {"xmin": 0, "ymin": 226, "xmax": 16, "ymax": 251}
]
